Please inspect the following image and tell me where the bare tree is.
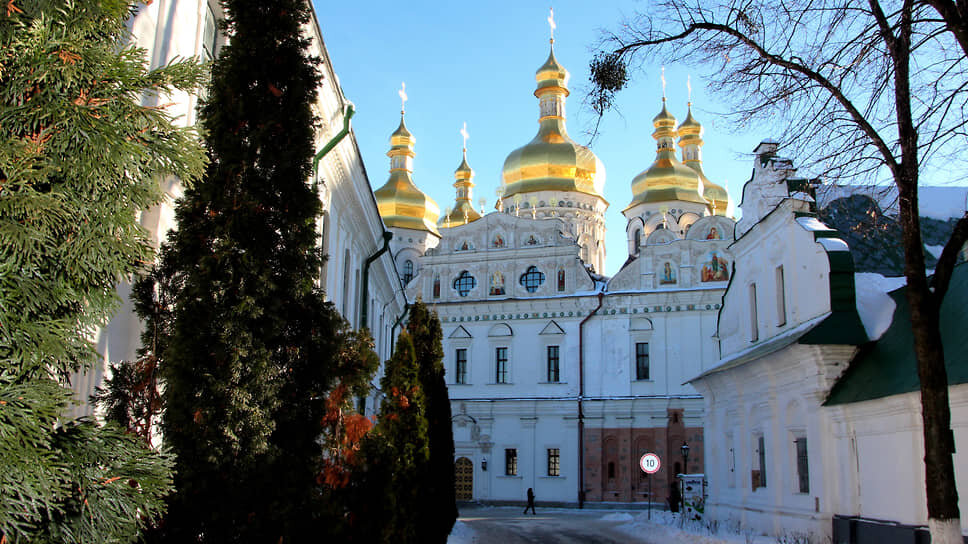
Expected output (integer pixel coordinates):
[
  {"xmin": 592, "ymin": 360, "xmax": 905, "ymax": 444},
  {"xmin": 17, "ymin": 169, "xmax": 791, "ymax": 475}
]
[{"xmin": 589, "ymin": 1, "xmax": 968, "ymax": 541}]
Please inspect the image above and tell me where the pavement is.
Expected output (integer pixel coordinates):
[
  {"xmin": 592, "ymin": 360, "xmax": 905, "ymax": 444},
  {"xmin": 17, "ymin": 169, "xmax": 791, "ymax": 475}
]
[{"xmin": 454, "ymin": 505, "xmax": 656, "ymax": 544}]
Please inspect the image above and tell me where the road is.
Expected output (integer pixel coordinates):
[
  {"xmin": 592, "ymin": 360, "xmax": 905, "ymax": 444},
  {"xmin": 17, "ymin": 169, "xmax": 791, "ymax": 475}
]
[{"xmin": 454, "ymin": 505, "xmax": 655, "ymax": 544}]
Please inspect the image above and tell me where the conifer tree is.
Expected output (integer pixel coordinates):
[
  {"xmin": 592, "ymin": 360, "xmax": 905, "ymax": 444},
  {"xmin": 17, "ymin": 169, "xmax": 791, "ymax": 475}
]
[
  {"xmin": 407, "ymin": 301, "xmax": 458, "ymax": 542},
  {"xmin": 0, "ymin": 0, "xmax": 205, "ymax": 541},
  {"xmin": 152, "ymin": 0, "xmax": 360, "ymax": 539},
  {"xmin": 373, "ymin": 332, "xmax": 430, "ymax": 543}
]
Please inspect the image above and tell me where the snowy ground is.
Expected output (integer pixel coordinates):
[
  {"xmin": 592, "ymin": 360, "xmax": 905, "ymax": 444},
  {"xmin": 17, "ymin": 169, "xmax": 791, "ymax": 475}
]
[{"xmin": 448, "ymin": 506, "xmax": 781, "ymax": 544}]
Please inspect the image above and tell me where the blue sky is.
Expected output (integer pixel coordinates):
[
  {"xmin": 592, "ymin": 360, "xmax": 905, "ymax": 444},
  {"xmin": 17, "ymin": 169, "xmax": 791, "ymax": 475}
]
[{"xmin": 314, "ymin": 1, "xmax": 765, "ymax": 276}]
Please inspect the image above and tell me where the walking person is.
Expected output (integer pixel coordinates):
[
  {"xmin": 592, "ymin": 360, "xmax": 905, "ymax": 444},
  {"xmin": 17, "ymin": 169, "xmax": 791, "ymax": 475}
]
[
  {"xmin": 668, "ymin": 479, "xmax": 681, "ymax": 513},
  {"xmin": 523, "ymin": 487, "xmax": 536, "ymax": 515}
]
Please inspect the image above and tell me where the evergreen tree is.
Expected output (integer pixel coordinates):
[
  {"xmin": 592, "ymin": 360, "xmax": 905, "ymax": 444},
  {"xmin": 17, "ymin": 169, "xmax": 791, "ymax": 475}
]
[
  {"xmin": 372, "ymin": 332, "xmax": 430, "ymax": 543},
  {"xmin": 0, "ymin": 0, "xmax": 205, "ymax": 541},
  {"xmin": 152, "ymin": 0, "xmax": 366, "ymax": 539},
  {"xmin": 407, "ymin": 301, "xmax": 458, "ymax": 542}
]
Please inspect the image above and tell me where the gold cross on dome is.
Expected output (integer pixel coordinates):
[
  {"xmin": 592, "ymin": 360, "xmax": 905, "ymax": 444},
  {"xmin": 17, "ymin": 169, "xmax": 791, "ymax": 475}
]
[
  {"xmin": 460, "ymin": 122, "xmax": 469, "ymax": 151},
  {"xmin": 548, "ymin": 7, "xmax": 556, "ymax": 42}
]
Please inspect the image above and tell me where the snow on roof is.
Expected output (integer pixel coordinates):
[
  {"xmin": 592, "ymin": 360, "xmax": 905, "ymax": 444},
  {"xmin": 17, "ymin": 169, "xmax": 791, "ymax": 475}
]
[
  {"xmin": 854, "ymin": 273, "xmax": 906, "ymax": 341},
  {"xmin": 817, "ymin": 237, "xmax": 849, "ymax": 252},
  {"xmin": 789, "ymin": 191, "xmax": 815, "ymax": 202},
  {"xmin": 795, "ymin": 216, "xmax": 833, "ymax": 232}
]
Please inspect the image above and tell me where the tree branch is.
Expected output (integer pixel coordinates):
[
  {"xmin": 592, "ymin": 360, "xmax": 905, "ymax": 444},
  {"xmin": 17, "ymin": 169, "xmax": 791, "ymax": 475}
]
[{"xmin": 931, "ymin": 214, "xmax": 968, "ymax": 301}]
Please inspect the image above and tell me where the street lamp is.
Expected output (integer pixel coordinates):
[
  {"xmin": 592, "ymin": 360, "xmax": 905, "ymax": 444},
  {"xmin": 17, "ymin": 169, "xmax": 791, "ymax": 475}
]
[
  {"xmin": 481, "ymin": 457, "xmax": 487, "ymax": 472},
  {"xmin": 681, "ymin": 442, "xmax": 690, "ymax": 475}
]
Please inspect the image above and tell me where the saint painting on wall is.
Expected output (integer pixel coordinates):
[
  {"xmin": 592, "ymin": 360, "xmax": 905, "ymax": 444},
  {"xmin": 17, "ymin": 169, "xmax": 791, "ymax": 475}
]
[
  {"xmin": 492, "ymin": 234, "xmax": 505, "ymax": 248},
  {"xmin": 526, "ymin": 234, "xmax": 539, "ymax": 245},
  {"xmin": 659, "ymin": 261, "xmax": 677, "ymax": 285},
  {"xmin": 706, "ymin": 226, "xmax": 721, "ymax": 240},
  {"xmin": 701, "ymin": 251, "xmax": 730, "ymax": 282},
  {"xmin": 490, "ymin": 271, "xmax": 506, "ymax": 295}
]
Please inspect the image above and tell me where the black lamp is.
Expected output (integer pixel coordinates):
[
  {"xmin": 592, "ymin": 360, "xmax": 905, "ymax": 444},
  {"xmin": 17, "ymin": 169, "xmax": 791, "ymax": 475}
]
[
  {"xmin": 681, "ymin": 442, "xmax": 690, "ymax": 474},
  {"xmin": 481, "ymin": 457, "xmax": 487, "ymax": 471}
]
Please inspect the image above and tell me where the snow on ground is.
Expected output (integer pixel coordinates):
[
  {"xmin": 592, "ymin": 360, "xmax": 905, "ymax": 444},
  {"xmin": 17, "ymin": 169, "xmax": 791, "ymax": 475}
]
[
  {"xmin": 447, "ymin": 520, "xmax": 476, "ymax": 544},
  {"xmin": 854, "ymin": 272, "xmax": 907, "ymax": 341},
  {"xmin": 611, "ymin": 510, "xmax": 777, "ymax": 544},
  {"xmin": 600, "ymin": 512, "xmax": 634, "ymax": 522}
]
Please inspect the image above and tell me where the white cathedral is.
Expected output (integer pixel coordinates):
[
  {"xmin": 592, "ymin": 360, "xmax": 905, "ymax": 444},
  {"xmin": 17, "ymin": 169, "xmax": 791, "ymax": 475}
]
[
  {"xmin": 80, "ymin": 2, "xmax": 968, "ymax": 541},
  {"xmin": 372, "ymin": 37, "xmax": 734, "ymax": 507}
]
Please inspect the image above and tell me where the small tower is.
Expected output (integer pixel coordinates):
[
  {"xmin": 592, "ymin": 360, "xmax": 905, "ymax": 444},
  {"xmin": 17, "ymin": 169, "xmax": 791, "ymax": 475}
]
[
  {"xmin": 677, "ymin": 102, "xmax": 731, "ymax": 217},
  {"xmin": 373, "ymin": 84, "xmax": 440, "ymax": 283},
  {"xmin": 440, "ymin": 125, "xmax": 482, "ymax": 228}
]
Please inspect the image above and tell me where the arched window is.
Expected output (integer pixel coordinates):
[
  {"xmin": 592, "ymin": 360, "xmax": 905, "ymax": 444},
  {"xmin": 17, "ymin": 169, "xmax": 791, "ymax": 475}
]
[
  {"xmin": 453, "ymin": 271, "xmax": 476, "ymax": 297},
  {"xmin": 633, "ymin": 228, "xmax": 641, "ymax": 253},
  {"xmin": 402, "ymin": 259, "xmax": 414, "ymax": 284},
  {"xmin": 557, "ymin": 269, "xmax": 565, "ymax": 292},
  {"xmin": 432, "ymin": 275, "xmax": 440, "ymax": 298},
  {"xmin": 519, "ymin": 266, "xmax": 545, "ymax": 293}
]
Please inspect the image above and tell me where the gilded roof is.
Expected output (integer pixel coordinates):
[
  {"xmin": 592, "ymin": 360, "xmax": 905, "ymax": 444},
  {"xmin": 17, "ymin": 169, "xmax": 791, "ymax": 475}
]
[{"xmin": 373, "ymin": 114, "xmax": 440, "ymax": 236}]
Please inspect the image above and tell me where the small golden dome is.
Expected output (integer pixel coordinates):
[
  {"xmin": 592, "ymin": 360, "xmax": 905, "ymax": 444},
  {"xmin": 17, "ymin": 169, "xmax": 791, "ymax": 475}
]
[
  {"xmin": 374, "ymin": 114, "xmax": 440, "ymax": 236},
  {"xmin": 441, "ymin": 150, "xmax": 482, "ymax": 228},
  {"xmin": 627, "ymin": 100, "xmax": 705, "ymax": 209},
  {"xmin": 455, "ymin": 155, "xmax": 473, "ymax": 177},
  {"xmin": 678, "ymin": 104, "xmax": 702, "ymax": 134},
  {"xmin": 501, "ymin": 44, "xmax": 605, "ymax": 202}
]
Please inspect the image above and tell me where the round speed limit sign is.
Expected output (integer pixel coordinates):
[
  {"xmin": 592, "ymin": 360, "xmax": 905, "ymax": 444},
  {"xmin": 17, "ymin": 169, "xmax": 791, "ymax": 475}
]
[{"xmin": 639, "ymin": 452, "xmax": 661, "ymax": 474}]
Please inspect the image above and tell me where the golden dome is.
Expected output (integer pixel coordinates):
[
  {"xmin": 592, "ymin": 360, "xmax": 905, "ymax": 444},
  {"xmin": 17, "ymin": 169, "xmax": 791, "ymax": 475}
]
[
  {"xmin": 628, "ymin": 99, "xmax": 706, "ymax": 209},
  {"xmin": 440, "ymin": 150, "xmax": 482, "ymax": 228},
  {"xmin": 374, "ymin": 115, "xmax": 441, "ymax": 236},
  {"xmin": 500, "ymin": 43, "xmax": 606, "ymax": 202},
  {"xmin": 677, "ymin": 103, "xmax": 732, "ymax": 216}
]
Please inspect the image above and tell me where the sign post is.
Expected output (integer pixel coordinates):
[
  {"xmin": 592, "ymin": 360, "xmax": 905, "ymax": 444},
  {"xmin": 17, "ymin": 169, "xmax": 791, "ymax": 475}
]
[{"xmin": 639, "ymin": 453, "xmax": 661, "ymax": 520}]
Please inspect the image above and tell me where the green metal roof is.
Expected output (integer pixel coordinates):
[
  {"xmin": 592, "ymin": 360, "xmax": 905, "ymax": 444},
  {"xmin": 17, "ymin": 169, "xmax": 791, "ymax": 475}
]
[{"xmin": 824, "ymin": 262, "xmax": 968, "ymax": 406}]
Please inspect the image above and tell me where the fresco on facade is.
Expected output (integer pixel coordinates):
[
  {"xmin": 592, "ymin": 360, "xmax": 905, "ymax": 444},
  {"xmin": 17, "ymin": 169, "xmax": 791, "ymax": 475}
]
[
  {"xmin": 490, "ymin": 271, "xmax": 506, "ymax": 295},
  {"xmin": 660, "ymin": 261, "xmax": 677, "ymax": 285},
  {"xmin": 701, "ymin": 251, "xmax": 730, "ymax": 282},
  {"xmin": 706, "ymin": 226, "xmax": 721, "ymax": 240},
  {"xmin": 492, "ymin": 234, "xmax": 505, "ymax": 248}
]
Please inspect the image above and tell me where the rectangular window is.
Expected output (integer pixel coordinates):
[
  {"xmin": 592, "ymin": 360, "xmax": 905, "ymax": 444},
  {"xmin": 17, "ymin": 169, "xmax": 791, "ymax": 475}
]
[
  {"xmin": 749, "ymin": 283, "xmax": 759, "ymax": 342},
  {"xmin": 546, "ymin": 345, "xmax": 560, "ymax": 382},
  {"xmin": 455, "ymin": 349, "xmax": 467, "ymax": 385},
  {"xmin": 202, "ymin": 4, "xmax": 218, "ymax": 60},
  {"xmin": 496, "ymin": 347, "xmax": 508, "ymax": 384},
  {"xmin": 776, "ymin": 266, "xmax": 786, "ymax": 327},
  {"xmin": 635, "ymin": 342, "xmax": 650, "ymax": 380},
  {"xmin": 795, "ymin": 437, "xmax": 809, "ymax": 493},
  {"xmin": 757, "ymin": 434, "xmax": 767, "ymax": 488},
  {"xmin": 547, "ymin": 448, "xmax": 560, "ymax": 477},
  {"xmin": 505, "ymin": 448, "xmax": 518, "ymax": 476}
]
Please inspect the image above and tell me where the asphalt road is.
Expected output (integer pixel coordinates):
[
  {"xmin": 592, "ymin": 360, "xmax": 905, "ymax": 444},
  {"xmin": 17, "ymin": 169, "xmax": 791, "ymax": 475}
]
[{"xmin": 455, "ymin": 505, "xmax": 653, "ymax": 544}]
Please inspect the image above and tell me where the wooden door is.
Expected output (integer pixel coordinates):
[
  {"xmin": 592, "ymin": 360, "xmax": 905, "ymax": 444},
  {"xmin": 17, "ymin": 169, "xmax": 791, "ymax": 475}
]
[{"xmin": 455, "ymin": 457, "xmax": 473, "ymax": 501}]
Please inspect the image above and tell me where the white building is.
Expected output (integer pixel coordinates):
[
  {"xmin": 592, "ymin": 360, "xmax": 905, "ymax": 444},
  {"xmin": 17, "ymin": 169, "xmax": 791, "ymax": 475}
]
[
  {"xmin": 73, "ymin": 1, "xmax": 405, "ymax": 416},
  {"xmin": 692, "ymin": 142, "xmax": 968, "ymax": 542},
  {"xmin": 375, "ymin": 38, "xmax": 736, "ymax": 506}
]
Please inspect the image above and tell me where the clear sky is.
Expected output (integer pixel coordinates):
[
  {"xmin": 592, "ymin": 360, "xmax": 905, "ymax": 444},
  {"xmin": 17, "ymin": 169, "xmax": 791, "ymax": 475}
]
[{"xmin": 313, "ymin": 1, "xmax": 765, "ymax": 276}]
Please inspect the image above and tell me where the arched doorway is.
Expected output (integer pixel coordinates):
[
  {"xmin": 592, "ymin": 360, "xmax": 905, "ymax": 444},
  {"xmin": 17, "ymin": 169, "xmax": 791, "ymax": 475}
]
[{"xmin": 455, "ymin": 457, "xmax": 473, "ymax": 500}]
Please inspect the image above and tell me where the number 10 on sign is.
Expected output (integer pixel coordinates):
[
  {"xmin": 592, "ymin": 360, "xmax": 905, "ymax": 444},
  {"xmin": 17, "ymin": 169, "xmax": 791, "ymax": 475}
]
[{"xmin": 639, "ymin": 453, "xmax": 660, "ymax": 519}]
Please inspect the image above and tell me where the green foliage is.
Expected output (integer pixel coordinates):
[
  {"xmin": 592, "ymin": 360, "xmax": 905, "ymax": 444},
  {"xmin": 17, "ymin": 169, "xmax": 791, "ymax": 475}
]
[
  {"xmin": 0, "ymin": 1, "xmax": 204, "ymax": 541},
  {"xmin": 407, "ymin": 301, "xmax": 457, "ymax": 543},
  {"xmin": 372, "ymin": 333, "xmax": 430, "ymax": 543},
  {"xmin": 151, "ymin": 0, "xmax": 385, "ymax": 540}
]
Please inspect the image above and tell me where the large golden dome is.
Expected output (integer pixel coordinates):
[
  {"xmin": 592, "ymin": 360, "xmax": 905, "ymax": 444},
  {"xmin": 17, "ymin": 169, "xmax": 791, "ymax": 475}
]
[
  {"xmin": 500, "ymin": 43, "xmax": 605, "ymax": 201},
  {"xmin": 374, "ymin": 115, "xmax": 441, "ymax": 235},
  {"xmin": 628, "ymin": 99, "xmax": 705, "ymax": 209}
]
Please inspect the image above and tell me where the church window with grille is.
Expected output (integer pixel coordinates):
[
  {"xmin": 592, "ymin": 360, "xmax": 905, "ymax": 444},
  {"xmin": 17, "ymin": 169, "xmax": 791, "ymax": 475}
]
[
  {"xmin": 519, "ymin": 266, "xmax": 545, "ymax": 293},
  {"xmin": 795, "ymin": 437, "xmax": 809, "ymax": 493},
  {"xmin": 635, "ymin": 342, "xmax": 650, "ymax": 380},
  {"xmin": 557, "ymin": 269, "xmax": 565, "ymax": 291},
  {"xmin": 505, "ymin": 448, "xmax": 518, "ymax": 476},
  {"xmin": 453, "ymin": 271, "xmax": 476, "ymax": 297},
  {"xmin": 432, "ymin": 275, "xmax": 440, "ymax": 298},
  {"xmin": 547, "ymin": 448, "xmax": 560, "ymax": 476},
  {"xmin": 546, "ymin": 345, "xmax": 560, "ymax": 382},
  {"xmin": 402, "ymin": 260, "xmax": 414, "ymax": 284},
  {"xmin": 455, "ymin": 349, "xmax": 467, "ymax": 384}
]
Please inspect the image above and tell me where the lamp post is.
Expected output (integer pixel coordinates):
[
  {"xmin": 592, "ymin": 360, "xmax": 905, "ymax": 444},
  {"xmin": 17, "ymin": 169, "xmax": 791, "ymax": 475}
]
[
  {"xmin": 681, "ymin": 442, "xmax": 690, "ymax": 475},
  {"xmin": 481, "ymin": 457, "xmax": 487, "ymax": 472}
]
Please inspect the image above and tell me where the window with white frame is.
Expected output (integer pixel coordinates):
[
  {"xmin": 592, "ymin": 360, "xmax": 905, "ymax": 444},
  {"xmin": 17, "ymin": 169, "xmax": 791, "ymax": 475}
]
[
  {"xmin": 495, "ymin": 347, "xmax": 508, "ymax": 383},
  {"xmin": 455, "ymin": 348, "xmax": 467, "ymax": 384},
  {"xmin": 749, "ymin": 283, "xmax": 759, "ymax": 342},
  {"xmin": 635, "ymin": 342, "xmax": 650, "ymax": 380},
  {"xmin": 795, "ymin": 436, "xmax": 809, "ymax": 493},
  {"xmin": 505, "ymin": 448, "xmax": 518, "ymax": 476},
  {"xmin": 546, "ymin": 345, "xmax": 560, "ymax": 382},
  {"xmin": 547, "ymin": 448, "xmax": 560, "ymax": 476}
]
